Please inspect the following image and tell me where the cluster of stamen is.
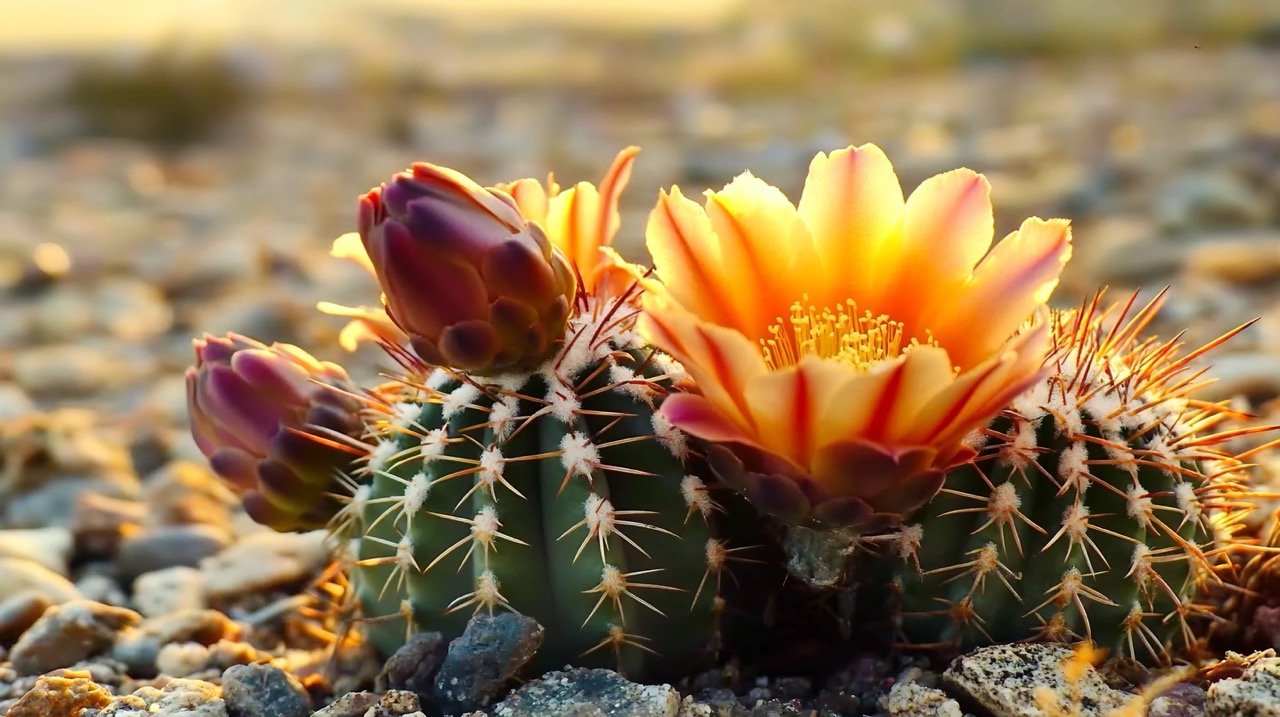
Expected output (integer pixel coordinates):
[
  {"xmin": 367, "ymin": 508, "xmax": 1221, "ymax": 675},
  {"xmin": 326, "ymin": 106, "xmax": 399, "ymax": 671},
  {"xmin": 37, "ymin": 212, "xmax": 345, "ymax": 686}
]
[{"xmin": 760, "ymin": 296, "xmax": 931, "ymax": 371}]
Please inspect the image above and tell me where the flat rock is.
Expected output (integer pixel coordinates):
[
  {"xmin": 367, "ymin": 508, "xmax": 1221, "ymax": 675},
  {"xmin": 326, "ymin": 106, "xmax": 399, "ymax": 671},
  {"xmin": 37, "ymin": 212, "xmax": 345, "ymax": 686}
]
[
  {"xmin": 200, "ymin": 530, "xmax": 329, "ymax": 600},
  {"xmin": 221, "ymin": 663, "xmax": 311, "ymax": 717},
  {"xmin": 0, "ymin": 527, "xmax": 73, "ymax": 574},
  {"xmin": 1206, "ymin": 656, "xmax": 1280, "ymax": 716},
  {"xmin": 142, "ymin": 460, "xmax": 236, "ymax": 529},
  {"xmin": 117, "ymin": 524, "xmax": 233, "ymax": 581},
  {"xmin": 9, "ymin": 599, "xmax": 141, "ymax": 676},
  {"xmin": 0, "ymin": 557, "xmax": 80, "ymax": 604},
  {"xmin": 133, "ymin": 566, "xmax": 206, "ymax": 617},
  {"xmin": 881, "ymin": 681, "xmax": 964, "ymax": 717},
  {"xmin": 435, "ymin": 613, "xmax": 544, "ymax": 712},
  {"xmin": 493, "ymin": 668, "xmax": 681, "ymax": 717},
  {"xmin": 943, "ymin": 643, "xmax": 1130, "ymax": 717}
]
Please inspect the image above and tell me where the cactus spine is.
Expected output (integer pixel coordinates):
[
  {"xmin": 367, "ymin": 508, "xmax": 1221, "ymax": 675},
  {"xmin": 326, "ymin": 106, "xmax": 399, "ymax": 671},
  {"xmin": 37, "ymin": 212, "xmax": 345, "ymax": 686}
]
[
  {"xmin": 336, "ymin": 294, "xmax": 737, "ymax": 678},
  {"xmin": 884, "ymin": 291, "xmax": 1257, "ymax": 662}
]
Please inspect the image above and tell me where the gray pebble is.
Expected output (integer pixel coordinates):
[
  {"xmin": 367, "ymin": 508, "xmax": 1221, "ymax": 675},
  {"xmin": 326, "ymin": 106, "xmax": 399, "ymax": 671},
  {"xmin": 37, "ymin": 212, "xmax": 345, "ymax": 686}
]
[
  {"xmin": 494, "ymin": 668, "xmax": 681, "ymax": 717},
  {"xmin": 0, "ymin": 591, "xmax": 53, "ymax": 647},
  {"xmin": 435, "ymin": 613, "xmax": 544, "ymax": 712},
  {"xmin": 221, "ymin": 663, "xmax": 312, "ymax": 717},
  {"xmin": 117, "ymin": 524, "xmax": 232, "ymax": 581},
  {"xmin": 378, "ymin": 631, "xmax": 445, "ymax": 702}
]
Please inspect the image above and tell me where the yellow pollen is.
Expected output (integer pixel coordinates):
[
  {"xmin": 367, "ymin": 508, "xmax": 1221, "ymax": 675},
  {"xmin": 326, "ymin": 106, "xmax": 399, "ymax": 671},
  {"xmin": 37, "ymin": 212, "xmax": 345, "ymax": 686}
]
[{"xmin": 759, "ymin": 296, "xmax": 934, "ymax": 371}]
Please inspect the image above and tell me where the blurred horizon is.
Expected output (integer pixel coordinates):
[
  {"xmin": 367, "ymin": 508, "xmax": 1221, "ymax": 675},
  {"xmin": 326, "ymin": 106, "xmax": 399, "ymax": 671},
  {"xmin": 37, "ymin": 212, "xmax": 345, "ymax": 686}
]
[{"xmin": 3, "ymin": 0, "xmax": 1280, "ymax": 413}]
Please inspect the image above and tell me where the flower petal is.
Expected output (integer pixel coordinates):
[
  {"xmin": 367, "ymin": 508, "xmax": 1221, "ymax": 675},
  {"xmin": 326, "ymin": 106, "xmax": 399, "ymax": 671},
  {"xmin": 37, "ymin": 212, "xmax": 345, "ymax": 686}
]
[
  {"xmin": 702, "ymin": 172, "xmax": 818, "ymax": 341},
  {"xmin": 797, "ymin": 144, "xmax": 904, "ymax": 303},
  {"xmin": 741, "ymin": 355, "xmax": 858, "ymax": 469},
  {"xmin": 498, "ymin": 177, "xmax": 551, "ymax": 225},
  {"xmin": 646, "ymin": 186, "xmax": 752, "ymax": 332},
  {"xmin": 885, "ymin": 169, "xmax": 993, "ymax": 337},
  {"xmin": 331, "ymin": 232, "xmax": 375, "ymax": 277},
  {"xmin": 910, "ymin": 317, "xmax": 1050, "ymax": 450},
  {"xmin": 931, "ymin": 217, "xmax": 1072, "ymax": 369},
  {"xmin": 639, "ymin": 284, "xmax": 767, "ymax": 432},
  {"xmin": 540, "ymin": 147, "xmax": 637, "ymax": 290}
]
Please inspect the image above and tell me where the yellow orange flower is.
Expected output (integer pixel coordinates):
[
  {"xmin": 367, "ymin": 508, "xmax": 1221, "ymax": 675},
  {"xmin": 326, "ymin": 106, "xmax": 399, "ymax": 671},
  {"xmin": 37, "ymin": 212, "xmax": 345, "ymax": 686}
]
[
  {"xmin": 639, "ymin": 143, "xmax": 1072, "ymax": 527},
  {"xmin": 317, "ymin": 232, "xmax": 409, "ymax": 352},
  {"xmin": 496, "ymin": 146, "xmax": 641, "ymax": 299}
]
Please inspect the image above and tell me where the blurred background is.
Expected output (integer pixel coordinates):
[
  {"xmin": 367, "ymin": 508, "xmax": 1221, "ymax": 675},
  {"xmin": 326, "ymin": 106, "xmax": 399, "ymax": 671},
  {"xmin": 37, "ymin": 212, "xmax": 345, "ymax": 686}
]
[{"xmin": 2, "ymin": 0, "xmax": 1280, "ymax": 433}]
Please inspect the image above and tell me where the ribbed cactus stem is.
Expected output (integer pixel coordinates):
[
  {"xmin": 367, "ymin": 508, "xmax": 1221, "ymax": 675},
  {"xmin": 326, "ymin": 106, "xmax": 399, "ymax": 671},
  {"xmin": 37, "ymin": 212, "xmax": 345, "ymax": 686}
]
[
  {"xmin": 882, "ymin": 291, "xmax": 1256, "ymax": 663},
  {"xmin": 335, "ymin": 299, "xmax": 737, "ymax": 678}
]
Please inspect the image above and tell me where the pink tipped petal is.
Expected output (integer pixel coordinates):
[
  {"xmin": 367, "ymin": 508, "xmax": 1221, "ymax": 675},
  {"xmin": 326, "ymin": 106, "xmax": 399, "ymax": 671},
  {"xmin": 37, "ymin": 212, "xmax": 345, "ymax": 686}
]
[
  {"xmin": 647, "ymin": 187, "xmax": 751, "ymax": 332},
  {"xmin": 902, "ymin": 168, "xmax": 993, "ymax": 280},
  {"xmin": 702, "ymin": 172, "xmax": 818, "ymax": 337},
  {"xmin": 912, "ymin": 318, "xmax": 1050, "ymax": 449},
  {"xmin": 888, "ymin": 169, "xmax": 994, "ymax": 335},
  {"xmin": 638, "ymin": 289, "xmax": 767, "ymax": 431},
  {"xmin": 594, "ymin": 146, "xmax": 639, "ymax": 249},
  {"xmin": 742, "ymin": 356, "xmax": 856, "ymax": 469},
  {"xmin": 797, "ymin": 144, "xmax": 904, "ymax": 301},
  {"xmin": 932, "ymin": 217, "xmax": 1073, "ymax": 369},
  {"xmin": 659, "ymin": 393, "xmax": 756, "ymax": 446}
]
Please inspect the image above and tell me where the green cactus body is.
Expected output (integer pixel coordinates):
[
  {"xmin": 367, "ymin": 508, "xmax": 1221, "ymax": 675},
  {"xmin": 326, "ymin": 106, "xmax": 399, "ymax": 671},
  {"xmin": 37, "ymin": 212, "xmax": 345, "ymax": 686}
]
[
  {"xmin": 884, "ymin": 294, "xmax": 1250, "ymax": 663},
  {"xmin": 338, "ymin": 304, "xmax": 730, "ymax": 678}
]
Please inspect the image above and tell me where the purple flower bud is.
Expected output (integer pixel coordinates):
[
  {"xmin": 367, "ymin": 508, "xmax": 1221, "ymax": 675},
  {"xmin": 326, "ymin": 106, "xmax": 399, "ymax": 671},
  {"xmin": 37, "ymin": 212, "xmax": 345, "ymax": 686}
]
[
  {"xmin": 359, "ymin": 162, "xmax": 576, "ymax": 375},
  {"xmin": 186, "ymin": 333, "xmax": 364, "ymax": 532}
]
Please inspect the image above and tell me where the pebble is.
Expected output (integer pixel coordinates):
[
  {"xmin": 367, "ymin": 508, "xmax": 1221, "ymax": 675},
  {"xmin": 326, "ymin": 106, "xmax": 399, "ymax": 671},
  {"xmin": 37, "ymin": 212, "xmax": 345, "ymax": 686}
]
[
  {"xmin": 0, "ymin": 383, "xmax": 35, "ymax": 420},
  {"xmin": 3, "ymin": 668, "xmax": 112, "ymax": 717},
  {"xmin": 492, "ymin": 668, "xmax": 681, "ymax": 717},
  {"xmin": 1205, "ymin": 656, "xmax": 1280, "ymax": 716},
  {"xmin": 311, "ymin": 690, "xmax": 422, "ymax": 717},
  {"xmin": 434, "ymin": 613, "xmax": 545, "ymax": 712},
  {"xmin": 1184, "ymin": 234, "xmax": 1280, "ymax": 285},
  {"xmin": 10, "ymin": 342, "xmax": 154, "ymax": 396},
  {"xmin": 117, "ymin": 524, "xmax": 233, "ymax": 582},
  {"xmin": 220, "ymin": 663, "xmax": 312, "ymax": 717},
  {"xmin": 1149, "ymin": 682, "xmax": 1208, "ymax": 717},
  {"xmin": 73, "ymin": 492, "xmax": 146, "ymax": 558},
  {"xmin": 0, "ymin": 556, "xmax": 81, "ymax": 604},
  {"xmin": 880, "ymin": 681, "xmax": 963, "ymax": 717},
  {"xmin": 156, "ymin": 641, "xmax": 214, "ymax": 678},
  {"xmin": 9, "ymin": 599, "xmax": 141, "ymax": 676},
  {"xmin": 142, "ymin": 460, "xmax": 236, "ymax": 529},
  {"xmin": 378, "ymin": 631, "xmax": 445, "ymax": 702},
  {"xmin": 0, "ymin": 527, "xmax": 72, "ymax": 574},
  {"xmin": 133, "ymin": 566, "xmax": 206, "ymax": 617},
  {"xmin": 199, "ymin": 530, "xmax": 329, "ymax": 600},
  {"xmin": 943, "ymin": 643, "xmax": 1130, "ymax": 717},
  {"xmin": 76, "ymin": 573, "xmax": 128, "ymax": 606},
  {"xmin": 101, "ymin": 677, "xmax": 227, "ymax": 717},
  {"xmin": 0, "ymin": 591, "xmax": 53, "ymax": 646}
]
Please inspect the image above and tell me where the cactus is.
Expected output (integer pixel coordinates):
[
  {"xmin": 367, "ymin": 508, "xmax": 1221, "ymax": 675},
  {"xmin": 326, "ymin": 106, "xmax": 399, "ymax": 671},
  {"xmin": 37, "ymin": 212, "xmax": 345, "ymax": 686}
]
[
  {"xmin": 880, "ymin": 290, "xmax": 1261, "ymax": 662},
  {"xmin": 337, "ymin": 292, "xmax": 741, "ymax": 678}
]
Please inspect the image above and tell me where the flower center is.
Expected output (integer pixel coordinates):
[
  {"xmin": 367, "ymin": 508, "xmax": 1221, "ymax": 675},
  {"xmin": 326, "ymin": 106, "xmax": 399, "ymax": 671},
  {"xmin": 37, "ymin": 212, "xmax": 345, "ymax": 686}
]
[{"xmin": 759, "ymin": 296, "xmax": 934, "ymax": 371}]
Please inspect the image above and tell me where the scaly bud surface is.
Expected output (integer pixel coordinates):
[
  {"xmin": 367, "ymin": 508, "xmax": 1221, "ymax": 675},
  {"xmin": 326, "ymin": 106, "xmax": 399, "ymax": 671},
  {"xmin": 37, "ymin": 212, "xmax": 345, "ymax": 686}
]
[
  {"xmin": 186, "ymin": 333, "xmax": 365, "ymax": 531},
  {"xmin": 359, "ymin": 163, "xmax": 576, "ymax": 374}
]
